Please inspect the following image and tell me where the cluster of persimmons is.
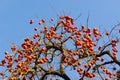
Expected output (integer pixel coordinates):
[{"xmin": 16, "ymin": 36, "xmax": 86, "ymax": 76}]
[{"xmin": 0, "ymin": 15, "xmax": 119, "ymax": 80}]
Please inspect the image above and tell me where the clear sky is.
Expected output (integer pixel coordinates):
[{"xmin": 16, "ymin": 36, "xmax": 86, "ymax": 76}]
[{"xmin": 0, "ymin": 0, "xmax": 120, "ymax": 79}]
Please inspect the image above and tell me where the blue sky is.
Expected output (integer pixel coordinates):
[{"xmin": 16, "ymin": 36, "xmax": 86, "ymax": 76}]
[{"xmin": 0, "ymin": 0, "xmax": 120, "ymax": 79}]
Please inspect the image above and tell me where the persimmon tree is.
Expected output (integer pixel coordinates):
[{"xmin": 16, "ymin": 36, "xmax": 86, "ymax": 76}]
[{"xmin": 0, "ymin": 15, "xmax": 120, "ymax": 80}]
